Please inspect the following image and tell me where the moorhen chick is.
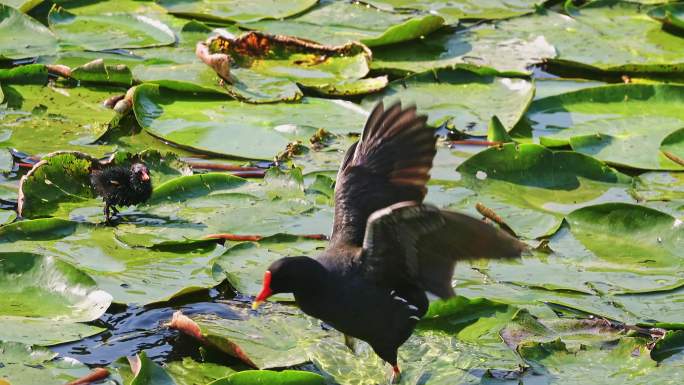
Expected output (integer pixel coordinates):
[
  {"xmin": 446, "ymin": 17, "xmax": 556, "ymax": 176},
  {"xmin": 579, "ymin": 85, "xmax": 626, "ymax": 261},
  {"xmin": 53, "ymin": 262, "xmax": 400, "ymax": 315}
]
[
  {"xmin": 252, "ymin": 102, "xmax": 526, "ymax": 382},
  {"xmin": 90, "ymin": 162, "xmax": 152, "ymax": 223}
]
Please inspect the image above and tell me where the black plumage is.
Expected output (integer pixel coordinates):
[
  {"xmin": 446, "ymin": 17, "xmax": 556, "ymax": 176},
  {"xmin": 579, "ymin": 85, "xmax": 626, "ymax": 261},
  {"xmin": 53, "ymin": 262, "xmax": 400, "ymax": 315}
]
[
  {"xmin": 252, "ymin": 102, "xmax": 527, "ymax": 382},
  {"xmin": 90, "ymin": 163, "xmax": 152, "ymax": 223}
]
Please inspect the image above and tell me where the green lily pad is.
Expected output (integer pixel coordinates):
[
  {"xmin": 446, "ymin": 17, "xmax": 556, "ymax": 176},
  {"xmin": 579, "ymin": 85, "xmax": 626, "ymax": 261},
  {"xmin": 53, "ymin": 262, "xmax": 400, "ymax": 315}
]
[
  {"xmin": 111, "ymin": 351, "xmax": 176, "ymax": 385},
  {"xmin": 452, "ymin": 143, "xmax": 633, "ymax": 239},
  {"xmin": 0, "ymin": 341, "xmax": 91, "ymax": 385},
  {"xmin": 0, "ymin": 218, "xmax": 79, "ymax": 242},
  {"xmin": 0, "ymin": 252, "xmax": 110, "ymax": 345},
  {"xmin": 633, "ymin": 171, "xmax": 684, "ymax": 201},
  {"xmin": 517, "ymin": 1, "xmax": 684, "ymax": 76},
  {"xmin": 364, "ymin": 0, "xmax": 541, "ymax": 23},
  {"xmin": 157, "ymin": 0, "xmax": 318, "ymax": 23},
  {"xmin": 0, "ymin": 4, "xmax": 58, "ymax": 60},
  {"xmin": 529, "ymin": 84, "xmax": 684, "ymax": 170},
  {"xmin": 212, "ymin": 234, "xmax": 327, "ymax": 298},
  {"xmin": 132, "ymin": 84, "xmax": 368, "ymax": 160},
  {"xmin": 203, "ymin": 32, "xmax": 381, "ymax": 97},
  {"xmin": 566, "ymin": 203, "xmax": 684, "ymax": 270},
  {"xmin": 182, "ymin": 306, "xmax": 327, "ymax": 369},
  {"xmin": 0, "ymin": 221, "xmax": 225, "ymax": 305},
  {"xmin": 246, "ymin": 1, "xmax": 445, "ymax": 47},
  {"xmin": 651, "ymin": 330, "xmax": 684, "ymax": 362},
  {"xmin": 165, "ymin": 357, "xmax": 236, "ymax": 385},
  {"xmin": 649, "ymin": 3, "xmax": 684, "ymax": 31},
  {"xmin": 0, "ymin": 252, "xmax": 111, "ymax": 321},
  {"xmin": 210, "ymin": 370, "xmax": 325, "ymax": 385},
  {"xmin": 0, "ymin": 83, "xmax": 119, "ymax": 156},
  {"xmin": 518, "ymin": 337, "xmax": 684, "ymax": 383},
  {"xmin": 501, "ymin": 309, "xmax": 626, "ymax": 351},
  {"xmin": 48, "ymin": 6, "xmax": 176, "ymax": 51},
  {"xmin": 0, "ymin": 0, "xmax": 43, "ymax": 12},
  {"xmin": 419, "ymin": 296, "xmax": 518, "ymax": 340},
  {"xmin": 148, "ymin": 173, "xmax": 246, "ymax": 204},
  {"xmin": 371, "ymin": 20, "xmax": 555, "ymax": 76},
  {"xmin": 362, "ymin": 68, "xmax": 534, "ymax": 135},
  {"xmin": 18, "ymin": 152, "xmax": 99, "ymax": 219}
]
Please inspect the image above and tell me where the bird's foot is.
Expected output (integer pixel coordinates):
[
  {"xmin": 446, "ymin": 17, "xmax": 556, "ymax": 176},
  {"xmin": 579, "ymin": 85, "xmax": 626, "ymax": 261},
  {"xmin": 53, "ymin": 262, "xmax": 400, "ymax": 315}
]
[{"xmin": 390, "ymin": 365, "xmax": 401, "ymax": 384}]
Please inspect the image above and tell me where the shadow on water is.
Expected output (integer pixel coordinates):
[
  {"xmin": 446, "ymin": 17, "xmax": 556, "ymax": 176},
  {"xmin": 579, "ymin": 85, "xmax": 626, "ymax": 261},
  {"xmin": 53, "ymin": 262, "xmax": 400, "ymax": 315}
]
[{"xmin": 52, "ymin": 285, "xmax": 244, "ymax": 366}]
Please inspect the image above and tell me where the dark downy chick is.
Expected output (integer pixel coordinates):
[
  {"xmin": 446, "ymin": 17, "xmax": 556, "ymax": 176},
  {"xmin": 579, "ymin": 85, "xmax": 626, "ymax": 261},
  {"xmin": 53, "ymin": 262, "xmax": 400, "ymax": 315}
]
[{"xmin": 90, "ymin": 163, "xmax": 152, "ymax": 223}]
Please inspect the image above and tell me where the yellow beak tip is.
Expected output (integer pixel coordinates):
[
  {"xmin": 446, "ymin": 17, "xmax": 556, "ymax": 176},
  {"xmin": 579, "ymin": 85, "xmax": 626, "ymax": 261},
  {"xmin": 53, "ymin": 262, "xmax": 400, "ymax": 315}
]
[{"xmin": 251, "ymin": 300, "xmax": 263, "ymax": 310}]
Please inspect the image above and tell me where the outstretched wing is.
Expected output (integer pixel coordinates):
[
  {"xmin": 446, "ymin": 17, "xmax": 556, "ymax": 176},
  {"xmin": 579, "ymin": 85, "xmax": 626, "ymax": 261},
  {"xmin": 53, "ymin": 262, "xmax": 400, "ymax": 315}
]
[
  {"xmin": 361, "ymin": 201, "xmax": 527, "ymax": 298},
  {"xmin": 329, "ymin": 102, "xmax": 436, "ymax": 247}
]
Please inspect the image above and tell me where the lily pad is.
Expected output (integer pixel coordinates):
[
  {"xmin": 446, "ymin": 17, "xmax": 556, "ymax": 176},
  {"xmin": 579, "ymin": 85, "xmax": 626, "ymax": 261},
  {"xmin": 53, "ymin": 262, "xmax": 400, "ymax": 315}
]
[
  {"xmin": 371, "ymin": 20, "xmax": 555, "ymax": 76},
  {"xmin": 0, "ymin": 4, "xmax": 58, "ymax": 60},
  {"xmin": 0, "ymin": 341, "xmax": 91, "ymax": 385},
  {"xmin": 566, "ymin": 203, "xmax": 684, "ymax": 270},
  {"xmin": 0, "ymin": 252, "xmax": 110, "ymax": 345},
  {"xmin": 508, "ymin": 2, "xmax": 684, "ymax": 76},
  {"xmin": 364, "ymin": 0, "xmax": 541, "ymax": 23},
  {"xmin": 0, "ymin": 221, "xmax": 225, "ymax": 305},
  {"xmin": 176, "ymin": 306, "xmax": 327, "ymax": 369},
  {"xmin": 165, "ymin": 357, "xmax": 236, "ymax": 385},
  {"xmin": 362, "ymin": 68, "xmax": 534, "ymax": 135},
  {"xmin": 157, "ymin": 0, "xmax": 319, "ymax": 23},
  {"xmin": 0, "ymin": 83, "xmax": 119, "ymax": 157},
  {"xmin": 210, "ymin": 370, "xmax": 325, "ymax": 385},
  {"xmin": 518, "ymin": 337, "xmax": 684, "ymax": 384},
  {"xmin": 0, "ymin": 252, "xmax": 111, "ymax": 321},
  {"xmin": 633, "ymin": 171, "xmax": 684, "ymax": 201},
  {"xmin": 529, "ymin": 84, "xmax": 684, "ymax": 170},
  {"xmin": 245, "ymin": 0, "xmax": 445, "ymax": 47},
  {"xmin": 132, "ymin": 84, "xmax": 368, "ymax": 160},
  {"xmin": 48, "ymin": 6, "xmax": 176, "ymax": 51},
  {"xmin": 0, "ymin": 0, "xmax": 43, "ymax": 12},
  {"xmin": 452, "ymin": 143, "xmax": 633, "ymax": 239},
  {"xmin": 649, "ymin": 3, "xmax": 684, "ymax": 31},
  {"xmin": 651, "ymin": 330, "xmax": 684, "ymax": 362}
]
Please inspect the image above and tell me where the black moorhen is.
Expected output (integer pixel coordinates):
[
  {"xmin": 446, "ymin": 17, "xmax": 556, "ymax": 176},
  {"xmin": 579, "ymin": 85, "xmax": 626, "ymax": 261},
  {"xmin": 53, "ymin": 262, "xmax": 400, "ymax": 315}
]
[
  {"xmin": 90, "ymin": 162, "xmax": 152, "ymax": 223},
  {"xmin": 252, "ymin": 102, "xmax": 526, "ymax": 382}
]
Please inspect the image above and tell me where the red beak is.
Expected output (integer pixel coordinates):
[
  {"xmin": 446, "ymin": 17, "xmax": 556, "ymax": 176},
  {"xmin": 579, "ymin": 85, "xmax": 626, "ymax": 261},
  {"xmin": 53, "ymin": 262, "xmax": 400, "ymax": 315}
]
[
  {"xmin": 140, "ymin": 171, "xmax": 150, "ymax": 182},
  {"xmin": 252, "ymin": 270, "xmax": 273, "ymax": 310}
]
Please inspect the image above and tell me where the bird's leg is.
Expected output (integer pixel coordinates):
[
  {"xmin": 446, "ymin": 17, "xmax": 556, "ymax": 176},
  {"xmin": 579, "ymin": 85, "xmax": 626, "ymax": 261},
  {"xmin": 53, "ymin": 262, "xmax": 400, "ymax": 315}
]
[
  {"xmin": 344, "ymin": 334, "xmax": 357, "ymax": 354},
  {"xmin": 111, "ymin": 205, "xmax": 120, "ymax": 217},
  {"xmin": 104, "ymin": 204, "xmax": 111, "ymax": 224},
  {"xmin": 390, "ymin": 364, "xmax": 401, "ymax": 384}
]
